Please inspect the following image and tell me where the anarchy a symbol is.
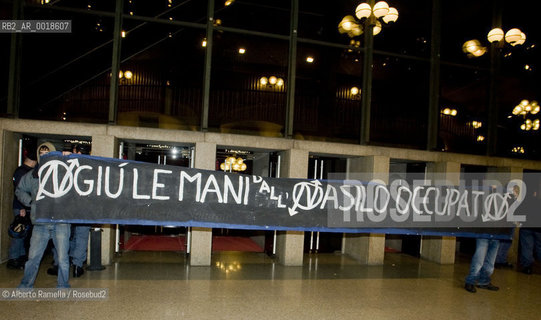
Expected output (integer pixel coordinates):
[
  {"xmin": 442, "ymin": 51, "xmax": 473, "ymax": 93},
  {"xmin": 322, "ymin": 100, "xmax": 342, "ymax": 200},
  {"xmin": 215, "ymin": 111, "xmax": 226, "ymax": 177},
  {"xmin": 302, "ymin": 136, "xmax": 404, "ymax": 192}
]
[
  {"xmin": 482, "ymin": 193, "xmax": 510, "ymax": 222},
  {"xmin": 288, "ymin": 180, "xmax": 324, "ymax": 216},
  {"xmin": 36, "ymin": 159, "xmax": 80, "ymax": 200}
]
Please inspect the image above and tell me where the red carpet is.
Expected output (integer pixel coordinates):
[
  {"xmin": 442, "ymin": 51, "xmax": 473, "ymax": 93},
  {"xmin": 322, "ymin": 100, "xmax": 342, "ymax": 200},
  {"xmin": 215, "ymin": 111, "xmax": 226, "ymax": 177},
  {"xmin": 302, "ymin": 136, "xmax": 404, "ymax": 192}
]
[
  {"xmin": 211, "ymin": 236, "xmax": 264, "ymax": 252},
  {"xmin": 123, "ymin": 235, "xmax": 186, "ymax": 251},
  {"xmin": 122, "ymin": 235, "xmax": 263, "ymax": 252}
]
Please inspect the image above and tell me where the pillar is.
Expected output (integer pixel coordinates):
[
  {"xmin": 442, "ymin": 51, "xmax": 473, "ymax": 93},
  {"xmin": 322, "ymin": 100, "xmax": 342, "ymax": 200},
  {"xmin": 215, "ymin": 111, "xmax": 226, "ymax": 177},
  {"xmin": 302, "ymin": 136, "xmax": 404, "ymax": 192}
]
[
  {"xmin": 421, "ymin": 161, "xmax": 460, "ymax": 264},
  {"xmin": 0, "ymin": 130, "xmax": 20, "ymax": 262},
  {"xmin": 275, "ymin": 149, "xmax": 308, "ymax": 266},
  {"xmin": 90, "ymin": 134, "xmax": 118, "ymax": 266},
  {"xmin": 342, "ymin": 155, "xmax": 389, "ymax": 265},
  {"xmin": 189, "ymin": 142, "xmax": 216, "ymax": 266}
]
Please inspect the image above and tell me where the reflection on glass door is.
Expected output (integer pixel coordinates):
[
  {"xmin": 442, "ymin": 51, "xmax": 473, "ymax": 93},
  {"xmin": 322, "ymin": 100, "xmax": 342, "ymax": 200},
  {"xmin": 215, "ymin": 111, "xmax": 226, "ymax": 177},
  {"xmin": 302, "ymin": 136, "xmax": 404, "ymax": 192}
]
[
  {"xmin": 118, "ymin": 142, "xmax": 192, "ymax": 253},
  {"xmin": 214, "ymin": 148, "xmax": 281, "ymax": 255},
  {"xmin": 305, "ymin": 155, "xmax": 347, "ymax": 253}
]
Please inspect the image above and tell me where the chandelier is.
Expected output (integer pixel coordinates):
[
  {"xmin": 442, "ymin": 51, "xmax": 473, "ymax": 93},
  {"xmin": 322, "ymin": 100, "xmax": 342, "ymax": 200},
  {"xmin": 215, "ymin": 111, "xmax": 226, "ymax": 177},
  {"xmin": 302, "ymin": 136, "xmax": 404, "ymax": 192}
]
[
  {"xmin": 220, "ymin": 156, "xmax": 247, "ymax": 172},
  {"xmin": 512, "ymin": 100, "xmax": 540, "ymax": 131},
  {"xmin": 338, "ymin": 1, "xmax": 399, "ymax": 39}
]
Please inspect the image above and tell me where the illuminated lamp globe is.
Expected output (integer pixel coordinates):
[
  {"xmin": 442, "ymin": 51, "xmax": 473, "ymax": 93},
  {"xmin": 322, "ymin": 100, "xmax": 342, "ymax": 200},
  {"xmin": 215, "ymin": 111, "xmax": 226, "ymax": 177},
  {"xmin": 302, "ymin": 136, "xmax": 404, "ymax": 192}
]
[
  {"xmin": 118, "ymin": 70, "xmax": 124, "ymax": 78},
  {"xmin": 451, "ymin": 109, "xmax": 457, "ymax": 116},
  {"xmin": 220, "ymin": 163, "xmax": 226, "ymax": 170},
  {"xmin": 512, "ymin": 105, "xmax": 523, "ymax": 115},
  {"xmin": 487, "ymin": 28, "xmax": 504, "ymax": 43},
  {"xmin": 382, "ymin": 7, "xmax": 398, "ymax": 23},
  {"xmin": 512, "ymin": 32, "xmax": 526, "ymax": 46},
  {"xmin": 350, "ymin": 24, "xmax": 363, "ymax": 37},
  {"xmin": 240, "ymin": 163, "xmax": 247, "ymax": 171},
  {"xmin": 443, "ymin": 108, "xmax": 451, "ymax": 115},
  {"xmin": 233, "ymin": 163, "xmax": 241, "ymax": 171},
  {"xmin": 276, "ymin": 78, "xmax": 284, "ymax": 87},
  {"xmin": 373, "ymin": 20, "xmax": 382, "ymax": 36},
  {"xmin": 471, "ymin": 48, "xmax": 486, "ymax": 57},
  {"xmin": 236, "ymin": 157, "xmax": 243, "ymax": 164},
  {"xmin": 520, "ymin": 32, "xmax": 527, "ymax": 42},
  {"xmin": 124, "ymin": 70, "xmax": 133, "ymax": 79},
  {"xmin": 269, "ymin": 76, "xmax": 277, "ymax": 85},
  {"xmin": 226, "ymin": 156, "xmax": 236, "ymax": 165},
  {"xmin": 505, "ymin": 28, "xmax": 522, "ymax": 44},
  {"xmin": 462, "ymin": 40, "xmax": 480, "ymax": 54},
  {"xmin": 350, "ymin": 87, "xmax": 359, "ymax": 95},
  {"xmin": 533, "ymin": 119, "xmax": 540, "ymax": 130},
  {"xmin": 260, "ymin": 77, "xmax": 268, "ymax": 86},
  {"xmin": 373, "ymin": 1, "xmax": 390, "ymax": 18},
  {"xmin": 531, "ymin": 101, "xmax": 539, "ymax": 114},
  {"xmin": 355, "ymin": 3, "xmax": 372, "ymax": 19},
  {"xmin": 340, "ymin": 15, "xmax": 356, "ymax": 31}
]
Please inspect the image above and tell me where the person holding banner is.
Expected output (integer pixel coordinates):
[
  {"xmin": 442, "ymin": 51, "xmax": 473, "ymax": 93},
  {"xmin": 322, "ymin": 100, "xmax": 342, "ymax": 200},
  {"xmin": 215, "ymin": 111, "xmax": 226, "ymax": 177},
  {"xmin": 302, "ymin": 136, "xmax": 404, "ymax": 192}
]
[
  {"xmin": 16, "ymin": 142, "xmax": 72, "ymax": 289},
  {"xmin": 519, "ymin": 190, "xmax": 541, "ymax": 275},
  {"xmin": 47, "ymin": 143, "xmax": 91, "ymax": 278},
  {"xmin": 464, "ymin": 237, "xmax": 500, "ymax": 293}
]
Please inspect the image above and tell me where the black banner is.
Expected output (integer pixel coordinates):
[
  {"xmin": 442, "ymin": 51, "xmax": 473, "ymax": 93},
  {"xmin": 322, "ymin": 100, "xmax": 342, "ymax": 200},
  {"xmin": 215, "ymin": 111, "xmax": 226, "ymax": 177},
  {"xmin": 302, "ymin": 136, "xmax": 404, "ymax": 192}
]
[{"xmin": 33, "ymin": 153, "xmax": 528, "ymax": 239}]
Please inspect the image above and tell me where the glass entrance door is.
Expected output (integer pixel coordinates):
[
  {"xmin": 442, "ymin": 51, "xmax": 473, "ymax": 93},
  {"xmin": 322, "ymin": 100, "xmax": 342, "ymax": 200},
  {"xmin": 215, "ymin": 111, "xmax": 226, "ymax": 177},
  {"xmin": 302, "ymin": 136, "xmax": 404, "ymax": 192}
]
[{"xmin": 118, "ymin": 142, "xmax": 192, "ymax": 253}]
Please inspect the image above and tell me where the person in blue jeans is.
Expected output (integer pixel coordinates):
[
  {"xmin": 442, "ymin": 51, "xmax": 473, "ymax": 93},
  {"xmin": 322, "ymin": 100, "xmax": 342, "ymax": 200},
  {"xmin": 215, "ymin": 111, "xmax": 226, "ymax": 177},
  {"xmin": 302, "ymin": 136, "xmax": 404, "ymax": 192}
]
[
  {"xmin": 519, "ymin": 228, "xmax": 541, "ymax": 274},
  {"xmin": 47, "ymin": 144, "xmax": 91, "ymax": 278},
  {"xmin": 7, "ymin": 152, "xmax": 37, "ymax": 270},
  {"xmin": 464, "ymin": 238, "xmax": 500, "ymax": 293},
  {"xmin": 495, "ymin": 239, "xmax": 513, "ymax": 268},
  {"xmin": 15, "ymin": 142, "xmax": 72, "ymax": 289},
  {"xmin": 48, "ymin": 225, "xmax": 90, "ymax": 278},
  {"xmin": 518, "ymin": 190, "xmax": 541, "ymax": 274}
]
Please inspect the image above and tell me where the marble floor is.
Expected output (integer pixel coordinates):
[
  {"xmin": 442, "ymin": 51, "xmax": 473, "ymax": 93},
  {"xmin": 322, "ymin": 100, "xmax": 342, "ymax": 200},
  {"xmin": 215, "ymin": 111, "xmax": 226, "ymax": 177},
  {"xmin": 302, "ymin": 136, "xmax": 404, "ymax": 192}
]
[{"xmin": 1, "ymin": 250, "xmax": 540, "ymax": 320}]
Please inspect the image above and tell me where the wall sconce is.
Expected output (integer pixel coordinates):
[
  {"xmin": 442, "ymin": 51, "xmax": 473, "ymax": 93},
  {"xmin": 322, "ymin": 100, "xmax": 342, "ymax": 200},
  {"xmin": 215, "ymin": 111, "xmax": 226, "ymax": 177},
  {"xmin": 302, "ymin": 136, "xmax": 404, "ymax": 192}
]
[
  {"xmin": 259, "ymin": 76, "xmax": 285, "ymax": 90},
  {"xmin": 238, "ymin": 47, "xmax": 246, "ymax": 54},
  {"xmin": 441, "ymin": 108, "xmax": 457, "ymax": 116},
  {"xmin": 306, "ymin": 56, "xmax": 314, "ymax": 63},
  {"xmin": 512, "ymin": 146, "xmax": 525, "ymax": 154},
  {"xmin": 470, "ymin": 121, "xmax": 482, "ymax": 129},
  {"xmin": 117, "ymin": 70, "xmax": 133, "ymax": 80}
]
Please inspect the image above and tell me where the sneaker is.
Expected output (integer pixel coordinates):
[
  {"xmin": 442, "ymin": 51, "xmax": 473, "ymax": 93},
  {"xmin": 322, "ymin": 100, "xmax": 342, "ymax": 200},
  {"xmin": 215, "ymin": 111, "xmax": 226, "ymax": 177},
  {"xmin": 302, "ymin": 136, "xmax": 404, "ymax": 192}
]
[
  {"xmin": 47, "ymin": 265, "xmax": 58, "ymax": 276},
  {"xmin": 464, "ymin": 283, "xmax": 476, "ymax": 293},
  {"xmin": 6, "ymin": 259, "xmax": 24, "ymax": 270},
  {"xmin": 477, "ymin": 283, "xmax": 499, "ymax": 291}
]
